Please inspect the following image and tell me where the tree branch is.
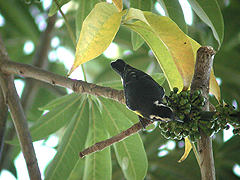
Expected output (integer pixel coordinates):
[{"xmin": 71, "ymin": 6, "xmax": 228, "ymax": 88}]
[
  {"xmin": 190, "ymin": 46, "xmax": 216, "ymax": 180},
  {"xmin": 0, "ymin": 73, "xmax": 41, "ymax": 180},
  {"xmin": 0, "ymin": 15, "xmax": 58, "ymax": 173},
  {"xmin": 22, "ymin": 14, "xmax": 57, "ymax": 112},
  {"xmin": 80, "ymin": 121, "xmax": 152, "ymax": 158},
  {"xmin": 0, "ymin": 87, "xmax": 8, "ymax": 161},
  {"xmin": 0, "ymin": 37, "xmax": 41, "ymax": 180},
  {"xmin": 0, "ymin": 60, "xmax": 125, "ymax": 104}
]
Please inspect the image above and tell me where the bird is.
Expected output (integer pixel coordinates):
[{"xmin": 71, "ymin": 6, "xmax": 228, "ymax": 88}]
[{"xmin": 111, "ymin": 59, "xmax": 177, "ymax": 128}]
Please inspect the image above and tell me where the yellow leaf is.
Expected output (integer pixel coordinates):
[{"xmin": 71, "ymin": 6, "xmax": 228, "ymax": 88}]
[
  {"xmin": 112, "ymin": 0, "xmax": 123, "ymax": 12},
  {"xmin": 124, "ymin": 9, "xmax": 221, "ymax": 100},
  {"xmin": 68, "ymin": 2, "xmax": 126, "ymax": 75},
  {"xmin": 125, "ymin": 8, "xmax": 149, "ymax": 25},
  {"xmin": 143, "ymin": 12, "xmax": 195, "ymax": 89},
  {"xmin": 178, "ymin": 137, "xmax": 192, "ymax": 163},
  {"xmin": 125, "ymin": 21, "xmax": 183, "ymax": 89}
]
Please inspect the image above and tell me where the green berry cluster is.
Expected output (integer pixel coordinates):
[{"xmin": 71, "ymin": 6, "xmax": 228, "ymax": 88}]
[
  {"xmin": 214, "ymin": 104, "xmax": 240, "ymax": 135},
  {"xmin": 159, "ymin": 87, "xmax": 239, "ymax": 141},
  {"xmin": 159, "ymin": 87, "xmax": 205, "ymax": 141}
]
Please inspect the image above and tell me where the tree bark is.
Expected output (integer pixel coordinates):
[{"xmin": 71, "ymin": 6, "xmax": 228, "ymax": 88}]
[{"xmin": 190, "ymin": 46, "xmax": 216, "ymax": 180}]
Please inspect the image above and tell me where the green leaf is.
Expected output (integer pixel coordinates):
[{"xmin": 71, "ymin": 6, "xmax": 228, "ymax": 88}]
[
  {"xmin": 151, "ymin": 73, "xmax": 165, "ymax": 86},
  {"xmin": 29, "ymin": 94, "xmax": 82, "ymax": 141},
  {"xmin": 45, "ymin": 96, "xmax": 89, "ymax": 180},
  {"xmin": 49, "ymin": 0, "xmax": 71, "ymax": 16},
  {"xmin": 130, "ymin": 0, "xmax": 152, "ymax": 50},
  {"xmin": 27, "ymin": 88, "xmax": 59, "ymax": 122},
  {"xmin": 130, "ymin": 0, "xmax": 152, "ymax": 11},
  {"xmin": 83, "ymin": 98, "xmax": 111, "ymax": 180},
  {"xmin": 131, "ymin": 31, "xmax": 145, "ymax": 51},
  {"xmin": 0, "ymin": 0, "xmax": 39, "ymax": 42},
  {"xmin": 39, "ymin": 93, "xmax": 79, "ymax": 110},
  {"xmin": 67, "ymin": 159, "xmax": 85, "ymax": 180},
  {"xmin": 188, "ymin": 0, "xmax": 224, "ymax": 49},
  {"xmin": 100, "ymin": 97, "xmax": 148, "ymax": 180},
  {"xmin": 158, "ymin": 0, "xmax": 187, "ymax": 33},
  {"xmin": 69, "ymin": 2, "xmax": 126, "ymax": 75},
  {"xmin": 8, "ymin": 94, "xmax": 82, "ymax": 145},
  {"xmin": 75, "ymin": 0, "xmax": 99, "ymax": 40}
]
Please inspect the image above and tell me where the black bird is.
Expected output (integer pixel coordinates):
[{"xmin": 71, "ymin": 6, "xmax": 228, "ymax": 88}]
[{"xmin": 111, "ymin": 59, "xmax": 176, "ymax": 128}]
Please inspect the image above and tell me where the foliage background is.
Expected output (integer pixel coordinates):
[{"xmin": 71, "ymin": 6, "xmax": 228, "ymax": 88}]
[{"xmin": 0, "ymin": 0, "xmax": 240, "ymax": 179}]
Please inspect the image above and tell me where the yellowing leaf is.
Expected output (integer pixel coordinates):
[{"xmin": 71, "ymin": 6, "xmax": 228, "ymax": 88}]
[
  {"xmin": 125, "ymin": 8, "xmax": 149, "ymax": 25},
  {"xmin": 143, "ymin": 12, "xmax": 195, "ymax": 89},
  {"xmin": 69, "ymin": 2, "xmax": 126, "ymax": 75},
  {"xmin": 125, "ymin": 21, "xmax": 183, "ymax": 89},
  {"xmin": 178, "ymin": 137, "xmax": 192, "ymax": 163},
  {"xmin": 112, "ymin": 0, "xmax": 123, "ymax": 12},
  {"xmin": 124, "ymin": 9, "xmax": 220, "ymax": 100}
]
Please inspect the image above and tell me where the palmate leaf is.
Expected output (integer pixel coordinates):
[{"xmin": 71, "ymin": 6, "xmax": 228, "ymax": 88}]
[
  {"xmin": 83, "ymin": 98, "xmax": 112, "ymax": 180},
  {"xmin": 69, "ymin": 2, "xmax": 126, "ymax": 75},
  {"xmin": 39, "ymin": 93, "xmax": 78, "ymax": 111},
  {"xmin": 100, "ymin": 97, "xmax": 148, "ymax": 180},
  {"xmin": 9, "ymin": 93, "xmax": 82, "ymax": 145},
  {"xmin": 45, "ymin": 95, "xmax": 89, "ymax": 180},
  {"xmin": 28, "ymin": 94, "xmax": 81, "ymax": 142}
]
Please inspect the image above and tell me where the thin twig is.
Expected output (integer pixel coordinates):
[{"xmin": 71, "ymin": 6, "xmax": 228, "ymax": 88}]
[
  {"xmin": 79, "ymin": 121, "xmax": 152, "ymax": 158},
  {"xmin": 53, "ymin": 0, "xmax": 76, "ymax": 46},
  {"xmin": 190, "ymin": 46, "xmax": 216, "ymax": 180},
  {"xmin": 0, "ymin": 60, "xmax": 125, "ymax": 104}
]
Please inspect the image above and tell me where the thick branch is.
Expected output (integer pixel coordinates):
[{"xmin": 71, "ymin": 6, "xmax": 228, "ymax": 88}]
[
  {"xmin": 0, "ymin": 60, "xmax": 125, "ymax": 104},
  {"xmin": 190, "ymin": 46, "xmax": 216, "ymax": 180},
  {"xmin": 0, "ymin": 37, "xmax": 41, "ymax": 179},
  {"xmin": 0, "ymin": 74, "xmax": 41, "ymax": 180},
  {"xmin": 0, "ymin": 15, "xmax": 58, "ymax": 173}
]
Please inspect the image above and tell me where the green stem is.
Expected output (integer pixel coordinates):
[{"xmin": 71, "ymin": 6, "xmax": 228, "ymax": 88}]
[
  {"xmin": 191, "ymin": 141, "xmax": 201, "ymax": 168},
  {"xmin": 81, "ymin": 63, "xmax": 87, "ymax": 81},
  {"xmin": 53, "ymin": 0, "xmax": 76, "ymax": 47},
  {"xmin": 53, "ymin": 0, "xmax": 88, "ymax": 79}
]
